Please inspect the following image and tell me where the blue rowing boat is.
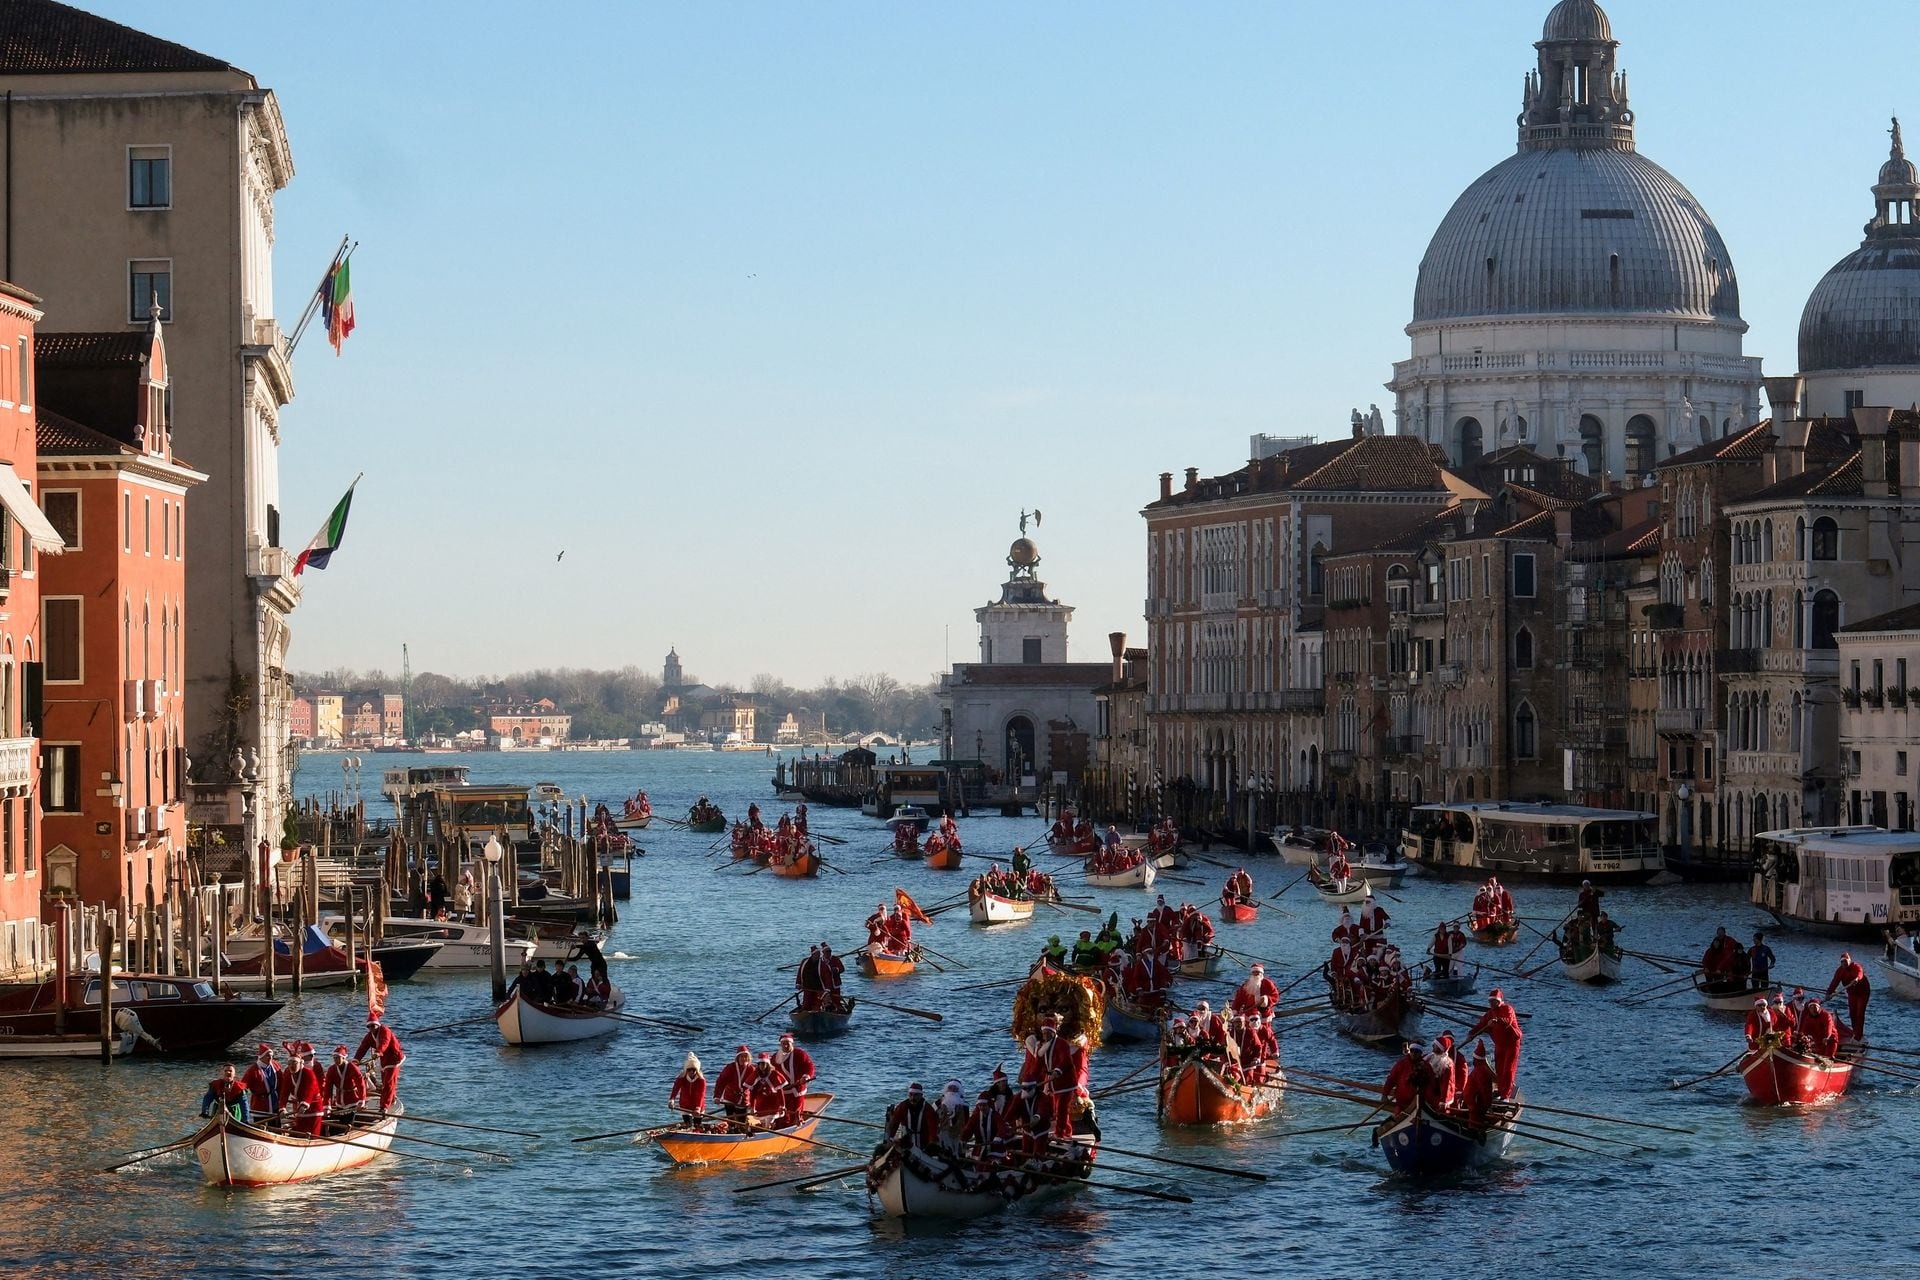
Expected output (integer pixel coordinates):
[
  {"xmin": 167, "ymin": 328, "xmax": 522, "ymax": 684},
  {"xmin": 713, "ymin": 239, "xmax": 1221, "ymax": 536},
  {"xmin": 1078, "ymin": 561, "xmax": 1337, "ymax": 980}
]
[
  {"xmin": 1375, "ymin": 1096, "xmax": 1521, "ymax": 1175},
  {"xmin": 788, "ymin": 999, "xmax": 857, "ymax": 1037},
  {"xmin": 1101, "ymin": 995, "xmax": 1165, "ymax": 1043}
]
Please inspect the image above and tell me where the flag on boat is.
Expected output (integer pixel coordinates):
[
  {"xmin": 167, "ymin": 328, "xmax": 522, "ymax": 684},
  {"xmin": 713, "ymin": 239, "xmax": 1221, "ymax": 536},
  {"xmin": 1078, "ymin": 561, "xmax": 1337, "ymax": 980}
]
[
  {"xmin": 322, "ymin": 255, "xmax": 355, "ymax": 354},
  {"xmin": 895, "ymin": 887, "xmax": 933, "ymax": 925},
  {"xmin": 293, "ymin": 481, "xmax": 358, "ymax": 576},
  {"xmin": 361, "ymin": 958, "xmax": 388, "ymax": 1021}
]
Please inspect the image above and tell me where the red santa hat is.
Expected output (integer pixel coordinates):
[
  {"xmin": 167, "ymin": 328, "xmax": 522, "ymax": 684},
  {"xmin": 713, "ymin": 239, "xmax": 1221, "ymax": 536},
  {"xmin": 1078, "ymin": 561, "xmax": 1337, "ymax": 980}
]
[
  {"xmin": 907, "ymin": 1081, "xmax": 924, "ymax": 1095},
  {"xmin": 1489, "ymin": 989, "xmax": 1505, "ymax": 1004},
  {"xmin": 333, "ymin": 1045, "xmax": 351, "ymax": 1058},
  {"xmin": 1474, "ymin": 1040, "xmax": 1489, "ymax": 1058},
  {"xmin": 1753, "ymin": 996, "xmax": 1770, "ymax": 1008},
  {"xmin": 735, "ymin": 1044, "xmax": 752, "ymax": 1058},
  {"xmin": 756, "ymin": 1053, "xmax": 773, "ymax": 1066},
  {"xmin": 1840, "ymin": 952, "xmax": 1852, "ymax": 963},
  {"xmin": 367, "ymin": 1015, "xmax": 381, "ymax": 1025},
  {"xmin": 255, "ymin": 1042, "xmax": 276, "ymax": 1057},
  {"xmin": 1251, "ymin": 963, "xmax": 1264, "ymax": 973},
  {"xmin": 991, "ymin": 1066, "xmax": 1008, "ymax": 1081},
  {"xmin": 779, "ymin": 1032, "xmax": 795, "ymax": 1045}
]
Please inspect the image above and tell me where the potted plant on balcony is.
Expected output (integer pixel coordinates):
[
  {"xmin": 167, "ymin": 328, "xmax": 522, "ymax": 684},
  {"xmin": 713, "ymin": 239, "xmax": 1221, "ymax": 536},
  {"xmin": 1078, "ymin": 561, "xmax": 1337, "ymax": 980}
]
[{"xmin": 1842, "ymin": 689, "xmax": 1862, "ymax": 708}]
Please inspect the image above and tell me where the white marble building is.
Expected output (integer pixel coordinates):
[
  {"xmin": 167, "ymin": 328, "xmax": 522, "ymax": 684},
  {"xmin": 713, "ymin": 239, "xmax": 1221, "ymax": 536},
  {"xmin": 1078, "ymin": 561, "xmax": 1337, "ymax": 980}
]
[{"xmin": 1389, "ymin": 0, "xmax": 1762, "ymax": 480}]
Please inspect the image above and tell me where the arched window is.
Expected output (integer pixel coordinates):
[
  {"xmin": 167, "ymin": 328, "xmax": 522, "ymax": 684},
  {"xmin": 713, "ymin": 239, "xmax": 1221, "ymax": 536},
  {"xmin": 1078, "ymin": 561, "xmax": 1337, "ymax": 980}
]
[
  {"xmin": 1456, "ymin": 417, "xmax": 1484, "ymax": 466},
  {"xmin": 1796, "ymin": 517, "xmax": 1807, "ymax": 560},
  {"xmin": 1793, "ymin": 589, "xmax": 1805, "ymax": 648},
  {"xmin": 1624, "ymin": 415, "xmax": 1658, "ymax": 476},
  {"xmin": 1700, "ymin": 559, "xmax": 1714, "ymax": 606},
  {"xmin": 1763, "ymin": 589, "xmax": 1774, "ymax": 647},
  {"xmin": 1790, "ymin": 692, "xmax": 1803, "ymax": 753},
  {"xmin": 1812, "ymin": 589, "xmax": 1841, "ymax": 649},
  {"xmin": 1812, "ymin": 517, "xmax": 1839, "ymax": 561},
  {"xmin": 1579, "ymin": 414, "xmax": 1605, "ymax": 475},
  {"xmin": 1514, "ymin": 626, "xmax": 1535, "ymax": 670},
  {"xmin": 1513, "ymin": 702, "xmax": 1537, "ymax": 760},
  {"xmin": 1762, "ymin": 519, "xmax": 1774, "ymax": 562}
]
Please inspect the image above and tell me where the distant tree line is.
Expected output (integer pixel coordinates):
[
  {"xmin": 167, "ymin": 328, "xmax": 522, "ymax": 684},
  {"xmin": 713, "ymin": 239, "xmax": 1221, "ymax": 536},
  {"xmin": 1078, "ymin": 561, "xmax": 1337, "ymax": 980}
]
[{"xmin": 292, "ymin": 665, "xmax": 943, "ymax": 742}]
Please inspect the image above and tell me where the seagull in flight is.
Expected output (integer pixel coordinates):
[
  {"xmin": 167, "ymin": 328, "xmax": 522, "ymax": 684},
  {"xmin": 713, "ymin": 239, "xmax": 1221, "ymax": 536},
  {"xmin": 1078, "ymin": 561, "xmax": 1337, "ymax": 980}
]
[{"xmin": 556, "ymin": 550, "xmax": 566, "ymax": 563}]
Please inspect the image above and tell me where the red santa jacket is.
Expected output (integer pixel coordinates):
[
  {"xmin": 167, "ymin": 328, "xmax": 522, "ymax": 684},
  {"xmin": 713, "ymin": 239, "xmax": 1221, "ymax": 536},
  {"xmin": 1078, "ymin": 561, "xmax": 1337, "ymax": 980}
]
[
  {"xmin": 355, "ymin": 1024, "xmax": 406, "ymax": 1067},
  {"xmin": 324, "ymin": 1061, "xmax": 369, "ymax": 1109},
  {"xmin": 1464, "ymin": 1003, "xmax": 1524, "ymax": 1050},
  {"xmin": 669, "ymin": 1073, "xmax": 707, "ymax": 1113},
  {"xmin": 886, "ymin": 1097, "xmax": 940, "ymax": 1148},
  {"xmin": 1382, "ymin": 1055, "xmax": 1424, "ymax": 1107},
  {"xmin": 1230, "ymin": 974, "xmax": 1279, "ymax": 1014},
  {"xmin": 286, "ymin": 1064, "xmax": 325, "ymax": 1114},
  {"xmin": 713, "ymin": 1059, "xmax": 756, "ymax": 1107},
  {"xmin": 772, "ymin": 1046, "xmax": 816, "ymax": 1092}
]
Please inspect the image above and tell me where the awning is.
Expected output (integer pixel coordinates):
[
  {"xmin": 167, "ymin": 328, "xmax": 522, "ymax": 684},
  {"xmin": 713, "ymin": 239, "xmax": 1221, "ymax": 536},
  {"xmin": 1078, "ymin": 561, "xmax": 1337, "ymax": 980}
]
[{"xmin": 0, "ymin": 467, "xmax": 64, "ymax": 554}]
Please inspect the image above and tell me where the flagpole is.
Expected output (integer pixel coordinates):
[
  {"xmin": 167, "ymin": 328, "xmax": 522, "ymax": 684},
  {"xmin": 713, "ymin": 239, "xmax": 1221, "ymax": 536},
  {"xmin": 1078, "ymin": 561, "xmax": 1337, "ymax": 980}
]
[{"xmin": 287, "ymin": 235, "xmax": 354, "ymax": 356}]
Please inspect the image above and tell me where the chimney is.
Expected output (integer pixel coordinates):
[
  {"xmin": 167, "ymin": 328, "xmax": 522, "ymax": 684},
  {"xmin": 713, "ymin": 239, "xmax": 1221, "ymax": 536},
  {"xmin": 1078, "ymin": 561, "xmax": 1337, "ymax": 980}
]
[
  {"xmin": 1553, "ymin": 508, "xmax": 1573, "ymax": 546},
  {"xmin": 1854, "ymin": 405, "xmax": 1894, "ymax": 497},
  {"xmin": 1901, "ymin": 434, "xmax": 1920, "ymax": 498},
  {"xmin": 1184, "ymin": 466, "xmax": 1199, "ymax": 492},
  {"xmin": 1773, "ymin": 419, "xmax": 1812, "ymax": 482},
  {"xmin": 1159, "ymin": 471, "xmax": 1173, "ymax": 501},
  {"xmin": 1108, "ymin": 631, "xmax": 1126, "ymax": 683},
  {"xmin": 1763, "ymin": 375, "xmax": 1803, "ymax": 426}
]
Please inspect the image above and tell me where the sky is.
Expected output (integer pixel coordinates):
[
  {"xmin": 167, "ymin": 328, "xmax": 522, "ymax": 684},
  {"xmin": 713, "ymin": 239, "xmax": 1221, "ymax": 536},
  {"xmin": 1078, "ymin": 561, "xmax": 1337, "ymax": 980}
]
[{"xmin": 84, "ymin": 0, "xmax": 1920, "ymax": 687}]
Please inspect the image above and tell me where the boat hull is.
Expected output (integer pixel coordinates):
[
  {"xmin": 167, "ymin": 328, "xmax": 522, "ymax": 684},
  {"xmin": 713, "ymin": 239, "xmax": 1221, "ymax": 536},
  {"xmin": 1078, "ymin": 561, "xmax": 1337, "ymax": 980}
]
[
  {"xmin": 686, "ymin": 818, "xmax": 726, "ymax": 834},
  {"xmin": 1158, "ymin": 1059, "xmax": 1283, "ymax": 1125},
  {"xmin": 1083, "ymin": 862, "xmax": 1155, "ymax": 890},
  {"xmin": 969, "ymin": 893, "xmax": 1036, "ymax": 925},
  {"xmin": 1177, "ymin": 945, "xmax": 1224, "ymax": 978},
  {"xmin": 613, "ymin": 814, "xmax": 652, "ymax": 830},
  {"xmin": 1421, "ymin": 968, "xmax": 1479, "ymax": 1001},
  {"xmin": 857, "ymin": 950, "xmax": 917, "ymax": 978},
  {"xmin": 1314, "ymin": 881, "xmax": 1370, "ymax": 905},
  {"xmin": 1220, "ymin": 899, "xmax": 1258, "ymax": 925},
  {"xmin": 1335, "ymin": 997, "xmax": 1423, "ymax": 1049},
  {"xmin": 767, "ymin": 850, "xmax": 820, "ymax": 878},
  {"xmin": 195, "ymin": 1109, "xmax": 400, "ymax": 1187},
  {"xmin": 1469, "ymin": 922, "xmax": 1519, "ymax": 947},
  {"xmin": 868, "ymin": 1149, "xmax": 1090, "ymax": 1219},
  {"xmin": 1696, "ymin": 977, "xmax": 1781, "ymax": 1012},
  {"xmin": 1877, "ymin": 952, "xmax": 1920, "ymax": 1001},
  {"xmin": 925, "ymin": 844, "xmax": 963, "ymax": 870},
  {"xmin": 1377, "ymin": 1099, "xmax": 1520, "ymax": 1175},
  {"xmin": 653, "ymin": 1095, "xmax": 831, "ymax": 1163},
  {"xmin": 495, "ymin": 986, "xmax": 626, "ymax": 1046},
  {"xmin": 1739, "ymin": 1044, "xmax": 1853, "ymax": 1105},
  {"xmin": 788, "ymin": 1000, "xmax": 856, "ymax": 1036},
  {"xmin": 1101, "ymin": 997, "xmax": 1166, "ymax": 1043},
  {"xmin": 1559, "ymin": 948, "xmax": 1623, "ymax": 984}
]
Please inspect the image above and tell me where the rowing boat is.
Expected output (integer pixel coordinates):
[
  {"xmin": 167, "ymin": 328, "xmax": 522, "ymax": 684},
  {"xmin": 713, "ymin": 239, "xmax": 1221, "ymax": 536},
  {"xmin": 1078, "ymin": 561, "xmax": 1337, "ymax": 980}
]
[
  {"xmin": 857, "ymin": 948, "xmax": 918, "ymax": 978},
  {"xmin": 193, "ymin": 1107, "xmax": 401, "ymax": 1186},
  {"xmin": 1469, "ymin": 920, "xmax": 1519, "ymax": 946},
  {"xmin": 1100, "ymin": 994, "xmax": 1166, "ymax": 1043},
  {"xmin": 924, "ymin": 838, "xmax": 963, "ymax": 870},
  {"xmin": 1310, "ymin": 871, "xmax": 1370, "ymax": 905},
  {"xmin": 1158, "ymin": 1058, "xmax": 1284, "ymax": 1125},
  {"xmin": 1376, "ymin": 1096, "xmax": 1521, "ymax": 1175},
  {"xmin": 867, "ymin": 1140, "xmax": 1095, "ymax": 1219},
  {"xmin": 969, "ymin": 892, "xmax": 1037, "ymax": 925},
  {"xmin": 1420, "ymin": 962, "xmax": 1480, "ymax": 1001},
  {"xmin": 495, "ymin": 985, "xmax": 627, "ymax": 1046},
  {"xmin": 652, "ymin": 1094, "xmax": 832, "ymax": 1163},
  {"xmin": 766, "ymin": 848, "xmax": 820, "ymax": 878},
  {"xmin": 1082, "ymin": 860, "xmax": 1155, "ymax": 890},
  {"xmin": 1219, "ymin": 896, "xmax": 1258, "ymax": 925},
  {"xmin": 1738, "ymin": 1042, "xmax": 1854, "ymax": 1105},
  {"xmin": 1177, "ymin": 944, "xmax": 1225, "ymax": 978},
  {"xmin": 1559, "ymin": 945, "xmax": 1623, "ymax": 985},
  {"xmin": 1695, "ymin": 974, "xmax": 1780, "ymax": 1013},
  {"xmin": 788, "ymin": 999, "xmax": 856, "ymax": 1037},
  {"xmin": 1334, "ymin": 990, "xmax": 1423, "ymax": 1049}
]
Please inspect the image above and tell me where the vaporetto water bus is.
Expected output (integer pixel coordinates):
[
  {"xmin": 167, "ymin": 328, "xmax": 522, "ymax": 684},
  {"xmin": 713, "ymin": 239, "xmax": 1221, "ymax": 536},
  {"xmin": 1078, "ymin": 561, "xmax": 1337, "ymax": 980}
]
[{"xmin": 1402, "ymin": 802, "xmax": 1663, "ymax": 884}]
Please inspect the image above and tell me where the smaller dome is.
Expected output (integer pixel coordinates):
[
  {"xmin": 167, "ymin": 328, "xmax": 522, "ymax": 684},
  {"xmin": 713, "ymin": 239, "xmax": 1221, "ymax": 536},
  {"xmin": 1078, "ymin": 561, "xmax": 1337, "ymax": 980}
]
[
  {"xmin": 1879, "ymin": 154, "xmax": 1918, "ymax": 188},
  {"xmin": 1008, "ymin": 537, "xmax": 1040, "ymax": 567},
  {"xmin": 1541, "ymin": 0, "xmax": 1612, "ymax": 42}
]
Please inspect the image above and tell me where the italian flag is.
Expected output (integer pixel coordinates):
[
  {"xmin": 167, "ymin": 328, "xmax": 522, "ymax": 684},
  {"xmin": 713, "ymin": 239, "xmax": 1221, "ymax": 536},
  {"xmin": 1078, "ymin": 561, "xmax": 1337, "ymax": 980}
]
[
  {"xmin": 293, "ymin": 481, "xmax": 358, "ymax": 576},
  {"xmin": 324, "ymin": 257, "xmax": 356, "ymax": 354}
]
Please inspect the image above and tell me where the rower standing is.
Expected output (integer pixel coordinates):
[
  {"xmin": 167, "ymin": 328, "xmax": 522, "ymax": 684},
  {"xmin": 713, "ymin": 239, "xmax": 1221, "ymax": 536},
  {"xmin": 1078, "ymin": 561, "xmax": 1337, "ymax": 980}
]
[
  {"xmin": 354, "ymin": 1017, "xmax": 407, "ymax": 1112},
  {"xmin": 201, "ymin": 1064, "xmax": 251, "ymax": 1123},
  {"xmin": 1748, "ymin": 932, "xmax": 1776, "ymax": 991},
  {"xmin": 240, "ymin": 1043, "xmax": 284, "ymax": 1121},
  {"xmin": 771, "ymin": 1032, "xmax": 816, "ymax": 1127}
]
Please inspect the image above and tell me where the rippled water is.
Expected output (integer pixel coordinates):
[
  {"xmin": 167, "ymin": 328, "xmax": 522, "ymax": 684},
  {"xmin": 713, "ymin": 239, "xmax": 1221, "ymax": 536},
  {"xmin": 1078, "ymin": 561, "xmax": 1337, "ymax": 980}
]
[{"xmin": 3, "ymin": 750, "xmax": 1914, "ymax": 1279}]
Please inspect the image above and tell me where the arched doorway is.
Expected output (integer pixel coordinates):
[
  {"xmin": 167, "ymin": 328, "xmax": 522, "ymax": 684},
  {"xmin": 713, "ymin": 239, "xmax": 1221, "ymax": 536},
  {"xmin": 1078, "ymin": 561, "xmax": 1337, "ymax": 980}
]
[{"xmin": 1004, "ymin": 716, "xmax": 1035, "ymax": 780}]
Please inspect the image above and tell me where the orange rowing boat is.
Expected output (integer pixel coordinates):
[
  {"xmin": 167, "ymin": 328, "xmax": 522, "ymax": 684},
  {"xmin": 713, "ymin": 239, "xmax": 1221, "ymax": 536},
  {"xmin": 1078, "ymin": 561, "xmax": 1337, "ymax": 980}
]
[
  {"xmin": 857, "ymin": 948, "xmax": 917, "ymax": 978},
  {"xmin": 652, "ymin": 1094, "xmax": 832, "ymax": 1164},
  {"xmin": 1158, "ymin": 1058, "xmax": 1284, "ymax": 1126}
]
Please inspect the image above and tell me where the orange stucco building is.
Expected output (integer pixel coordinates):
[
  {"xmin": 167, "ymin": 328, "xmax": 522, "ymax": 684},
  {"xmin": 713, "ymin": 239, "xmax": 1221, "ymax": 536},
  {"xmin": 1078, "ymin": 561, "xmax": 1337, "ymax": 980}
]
[
  {"xmin": 35, "ymin": 318, "xmax": 205, "ymax": 911},
  {"xmin": 0, "ymin": 282, "xmax": 66, "ymax": 977}
]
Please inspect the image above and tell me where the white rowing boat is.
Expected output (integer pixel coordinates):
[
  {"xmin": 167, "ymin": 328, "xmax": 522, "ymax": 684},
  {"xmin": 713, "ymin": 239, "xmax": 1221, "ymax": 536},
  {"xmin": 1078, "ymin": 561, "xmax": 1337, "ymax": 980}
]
[
  {"xmin": 1082, "ymin": 861, "xmax": 1156, "ymax": 890},
  {"xmin": 193, "ymin": 1107, "xmax": 401, "ymax": 1186},
  {"xmin": 1559, "ymin": 946, "xmax": 1623, "ymax": 984},
  {"xmin": 969, "ymin": 892, "xmax": 1037, "ymax": 925},
  {"xmin": 495, "ymin": 984, "xmax": 627, "ymax": 1045}
]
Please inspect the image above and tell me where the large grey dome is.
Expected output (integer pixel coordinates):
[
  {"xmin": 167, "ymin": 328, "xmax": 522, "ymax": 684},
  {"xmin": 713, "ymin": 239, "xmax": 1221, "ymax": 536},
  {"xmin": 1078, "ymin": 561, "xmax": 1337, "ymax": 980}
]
[
  {"xmin": 1799, "ymin": 122, "xmax": 1920, "ymax": 373},
  {"xmin": 1541, "ymin": 0, "xmax": 1611, "ymax": 43},
  {"xmin": 1412, "ymin": 146, "xmax": 1742, "ymax": 324}
]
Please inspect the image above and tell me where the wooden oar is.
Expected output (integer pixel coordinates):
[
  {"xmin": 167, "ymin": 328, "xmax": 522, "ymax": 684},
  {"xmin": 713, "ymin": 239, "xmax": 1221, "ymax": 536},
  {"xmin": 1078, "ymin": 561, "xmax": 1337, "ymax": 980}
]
[
  {"xmin": 385, "ymin": 1112, "xmax": 542, "ymax": 1139},
  {"xmin": 1668, "ymin": 1051, "xmax": 1746, "ymax": 1090},
  {"xmin": 733, "ymin": 1162, "xmax": 867, "ymax": 1193},
  {"xmin": 1025, "ymin": 1163, "xmax": 1192, "ymax": 1204},
  {"xmin": 1090, "ymin": 1077, "xmax": 1163, "ymax": 1102},
  {"xmin": 1268, "ymin": 871, "xmax": 1313, "ymax": 900},
  {"xmin": 105, "ymin": 1136, "xmax": 197, "ymax": 1172},
  {"xmin": 1514, "ymin": 910, "xmax": 1574, "ymax": 969},
  {"xmin": 1844, "ymin": 1057, "xmax": 1920, "ymax": 1085},
  {"xmin": 914, "ymin": 943, "xmax": 969, "ymax": 970},
  {"xmin": 1506, "ymin": 1125, "xmax": 1621, "ymax": 1159},
  {"xmin": 751, "ymin": 993, "xmax": 798, "ymax": 1024},
  {"xmin": 860, "ymin": 998, "xmax": 943, "ymax": 1022},
  {"xmin": 951, "ymin": 975, "xmax": 1032, "ymax": 993},
  {"xmin": 1081, "ymin": 1140, "xmax": 1268, "ymax": 1182},
  {"xmin": 318, "ymin": 1132, "xmax": 473, "ymax": 1170},
  {"xmin": 1270, "ymin": 1121, "xmax": 1382, "ymax": 1139},
  {"xmin": 1504, "ymin": 1117, "xmax": 1656, "ymax": 1154},
  {"xmin": 812, "ymin": 832, "xmax": 849, "ymax": 846},
  {"xmin": 1861, "ymin": 1043, "xmax": 1920, "ymax": 1059},
  {"xmin": 810, "ymin": 1114, "xmax": 886, "ymax": 1132},
  {"xmin": 1515, "ymin": 1100, "xmax": 1694, "ymax": 1135},
  {"xmin": 407, "ymin": 1013, "xmax": 497, "ymax": 1035},
  {"xmin": 574, "ymin": 1121, "xmax": 681, "ymax": 1143},
  {"xmin": 380, "ymin": 1129, "xmax": 513, "ymax": 1161},
  {"xmin": 1621, "ymin": 948, "xmax": 1679, "ymax": 976},
  {"xmin": 608, "ymin": 1010, "xmax": 706, "ymax": 1034}
]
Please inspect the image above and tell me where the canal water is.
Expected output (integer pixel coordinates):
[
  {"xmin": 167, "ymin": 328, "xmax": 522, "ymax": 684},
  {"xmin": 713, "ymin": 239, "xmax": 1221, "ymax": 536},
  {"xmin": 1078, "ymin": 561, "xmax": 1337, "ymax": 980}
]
[{"xmin": 2, "ymin": 750, "xmax": 1911, "ymax": 1279}]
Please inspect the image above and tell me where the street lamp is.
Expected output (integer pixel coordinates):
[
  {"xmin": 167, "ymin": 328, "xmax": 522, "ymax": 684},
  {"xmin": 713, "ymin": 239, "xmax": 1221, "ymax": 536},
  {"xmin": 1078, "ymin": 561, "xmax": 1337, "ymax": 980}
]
[{"xmin": 1676, "ymin": 781, "xmax": 1694, "ymax": 868}]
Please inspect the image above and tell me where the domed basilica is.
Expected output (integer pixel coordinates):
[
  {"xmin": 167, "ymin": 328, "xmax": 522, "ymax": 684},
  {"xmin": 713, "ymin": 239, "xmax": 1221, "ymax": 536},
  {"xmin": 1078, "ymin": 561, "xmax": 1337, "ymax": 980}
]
[{"xmin": 1390, "ymin": 0, "xmax": 1764, "ymax": 479}]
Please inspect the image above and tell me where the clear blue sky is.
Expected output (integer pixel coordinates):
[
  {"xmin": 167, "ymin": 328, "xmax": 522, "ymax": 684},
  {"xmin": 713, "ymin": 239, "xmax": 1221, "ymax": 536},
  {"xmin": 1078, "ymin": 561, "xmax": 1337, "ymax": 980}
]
[{"xmin": 89, "ymin": 0, "xmax": 1919, "ymax": 686}]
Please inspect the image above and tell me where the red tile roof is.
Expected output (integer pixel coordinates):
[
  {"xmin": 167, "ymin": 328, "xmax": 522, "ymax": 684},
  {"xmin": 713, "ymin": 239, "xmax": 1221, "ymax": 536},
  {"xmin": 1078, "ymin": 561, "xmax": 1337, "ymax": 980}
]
[
  {"xmin": 1744, "ymin": 451, "xmax": 1863, "ymax": 502},
  {"xmin": 35, "ymin": 331, "xmax": 147, "ymax": 366},
  {"xmin": 36, "ymin": 407, "xmax": 132, "ymax": 456},
  {"xmin": 0, "ymin": 0, "xmax": 229, "ymax": 75}
]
